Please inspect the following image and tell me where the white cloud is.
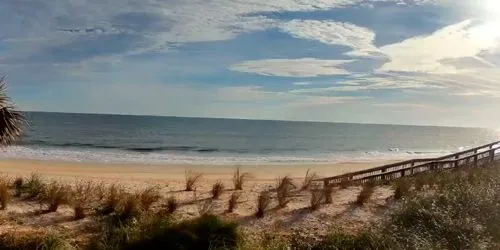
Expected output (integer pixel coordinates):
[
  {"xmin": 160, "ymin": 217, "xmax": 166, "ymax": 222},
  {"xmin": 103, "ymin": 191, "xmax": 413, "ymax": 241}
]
[
  {"xmin": 379, "ymin": 20, "xmax": 500, "ymax": 74},
  {"xmin": 280, "ymin": 20, "xmax": 381, "ymax": 57},
  {"xmin": 230, "ymin": 58, "xmax": 353, "ymax": 77},
  {"xmin": 292, "ymin": 82, "xmax": 312, "ymax": 86}
]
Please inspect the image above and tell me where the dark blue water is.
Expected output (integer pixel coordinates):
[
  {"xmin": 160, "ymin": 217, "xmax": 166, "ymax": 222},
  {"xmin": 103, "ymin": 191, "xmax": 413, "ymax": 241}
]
[{"xmin": 1, "ymin": 112, "xmax": 498, "ymax": 164}]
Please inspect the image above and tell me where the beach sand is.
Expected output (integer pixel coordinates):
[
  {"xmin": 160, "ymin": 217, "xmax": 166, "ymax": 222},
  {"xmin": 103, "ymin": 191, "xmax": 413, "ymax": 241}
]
[{"xmin": 0, "ymin": 159, "xmax": 398, "ymax": 241}]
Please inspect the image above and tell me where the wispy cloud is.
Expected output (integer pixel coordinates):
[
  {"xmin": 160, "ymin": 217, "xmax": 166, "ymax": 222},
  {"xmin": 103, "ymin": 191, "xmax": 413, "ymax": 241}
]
[{"xmin": 230, "ymin": 58, "xmax": 353, "ymax": 77}]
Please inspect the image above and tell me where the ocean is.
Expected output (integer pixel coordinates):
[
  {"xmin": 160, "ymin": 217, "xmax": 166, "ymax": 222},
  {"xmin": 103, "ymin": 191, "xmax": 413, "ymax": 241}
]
[{"xmin": 1, "ymin": 112, "xmax": 498, "ymax": 165}]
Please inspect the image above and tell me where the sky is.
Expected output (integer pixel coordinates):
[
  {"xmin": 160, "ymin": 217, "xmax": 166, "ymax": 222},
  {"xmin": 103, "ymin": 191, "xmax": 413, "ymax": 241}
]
[{"xmin": 1, "ymin": 0, "xmax": 500, "ymax": 128}]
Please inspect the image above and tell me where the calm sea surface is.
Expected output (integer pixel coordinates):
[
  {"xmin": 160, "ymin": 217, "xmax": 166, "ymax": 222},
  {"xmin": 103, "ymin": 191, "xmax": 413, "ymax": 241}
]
[{"xmin": 1, "ymin": 112, "xmax": 498, "ymax": 164}]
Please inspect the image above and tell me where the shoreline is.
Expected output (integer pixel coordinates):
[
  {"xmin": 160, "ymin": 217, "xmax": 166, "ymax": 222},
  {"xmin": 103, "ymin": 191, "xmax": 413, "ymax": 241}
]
[{"xmin": 0, "ymin": 158, "xmax": 397, "ymax": 182}]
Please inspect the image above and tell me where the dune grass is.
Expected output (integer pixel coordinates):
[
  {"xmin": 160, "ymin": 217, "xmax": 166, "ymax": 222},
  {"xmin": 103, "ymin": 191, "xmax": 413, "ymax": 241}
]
[
  {"xmin": 227, "ymin": 192, "xmax": 240, "ymax": 213},
  {"xmin": 323, "ymin": 184, "xmax": 335, "ymax": 204},
  {"xmin": 139, "ymin": 186, "xmax": 161, "ymax": 211},
  {"xmin": 276, "ymin": 176, "xmax": 296, "ymax": 208},
  {"xmin": 233, "ymin": 168, "xmax": 251, "ymax": 190},
  {"xmin": 310, "ymin": 188, "xmax": 324, "ymax": 211},
  {"xmin": 301, "ymin": 169, "xmax": 318, "ymax": 190},
  {"xmin": 25, "ymin": 173, "xmax": 45, "ymax": 199},
  {"xmin": 185, "ymin": 170, "xmax": 202, "ymax": 192},
  {"xmin": 40, "ymin": 181, "xmax": 71, "ymax": 212},
  {"xmin": 162, "ymin": 196, "xmax": 179, "ymax": 215},
  {"xmin": 13, "ymin": 177, "xmax": 23, "ymax": 198},
  {"xmin": 0, "ymin": 179, "xmax": 10, "ymax": 210},
  {"xmin": 211, "ymin": 181, "xmax": 225, "ymax": 200},
  {"xmin": 70, "ymin": 181, "xmax": 96, "ymax": 220},
  {"xmin": 393, "ymin": 178, "xmax": 411, "ymax": 200},
  {"xmin": 99, "ymin": 184, "xmax": 125, "ymax": 215},
  {"xmin": 255, "ymin": 191, "xmax": 271, "ymax": 218},
  {"xmin": 355, "ymin": 182, "xmax": 375, "ymax": 206}
]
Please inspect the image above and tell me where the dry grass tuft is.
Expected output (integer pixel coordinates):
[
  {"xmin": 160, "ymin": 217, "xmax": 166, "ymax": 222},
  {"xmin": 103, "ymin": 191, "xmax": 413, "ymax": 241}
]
[
  {"xmin": 310, "ymin": 187, "xmax": 324, "ymax": 210},
  {"xmin": 227, "ymin": 192, "xmax": 240, "ymax": 213},
  {"xmin": 256, "ymin": 191, "xmax": 271, "ymax": 218},
  {"xmin": 100, "ymin": 184, "xmax": 125, "ymax": 215},
  {"xmin": 40, "ymin": 181, "xmax": 70, "ymax": 212},
  {"xmin": 118, "ymin": 193, "xmax": 142, "ymax": 220},
  {"xmin": 301, "ymin": 169, "xmax": 318, "ymax": 190},
  {"xmin": 276, "ymin": 176, "xmax": 296, "ymax": 208},
  {"xmin": 0, "ymin": 179, "xmax": 10, "ymax": 210},
  {"xmin": 70, "ymin": 181, "xmax": 95, "ymax": 220},
  {"xmin": 25, "ymin": 173, "xmax": 44, "ymax": 199},
  {"xmin": 355, "ymin": 182, "xmax": 375, "ymax": 206},
  {"xmin": 163, "ymin": 196, "xmax": 179, "ymax": 215},
  {"xmin": 233, "ymin": 167, "xmax": 251, "ymax": 190},
  {"xmin": 211, "ymin": 181, "xmax": 225, "ymax": 199},
  {"xmin": 139, "ymin": 186, "xmax": 161, "ymax": 211},
  {"xmin": 323, "ymin": 184, "xmax": 335, "ymax": 204},
  {"xmin": 185, "ymin": 170, "xmax": 202, "ymax": 191},
  {"xmin": 13, "ymin": 177, "xmax": 23, "ymax": 198},
  {"xmin": 197, "ymin": 199, "xmax": 213, "ymax": 216}
]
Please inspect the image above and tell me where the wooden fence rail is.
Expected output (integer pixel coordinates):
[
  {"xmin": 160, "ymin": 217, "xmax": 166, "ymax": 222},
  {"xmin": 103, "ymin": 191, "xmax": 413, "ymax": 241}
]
[{"xmin": 315, "ymin": 140, "xmax": 500, "ymax": 187}]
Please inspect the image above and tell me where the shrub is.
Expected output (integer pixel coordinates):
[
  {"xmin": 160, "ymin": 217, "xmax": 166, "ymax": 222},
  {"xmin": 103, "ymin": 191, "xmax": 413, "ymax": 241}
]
[
  {"xmin": 256, "ymin": 191, "xmax": 271, "ymax": 218},
  {"xmin": 100, "ymin": 184, "xmax": 125, "ymax": 215},
  {"xmin": 394, "ymin": 178, "xmax": 411, "ymax": 200},
  {"xmin": 301, "ymin": 169, "xmax": 318, "ymax": 190},
  {"xmin": 0, "ymin": 180, "xmax": 10, "ymax": 210},
  {"xmin": 355, "ymin": 182, "xmax": 375, "ymax": 206},
  {"xmin": 276, "ymin": 176, "xmax": 295, "ymax": 208},
  {"xmin": 233, "ymin": 167, "xmax": 251, "ymax": 190},
  {"xmin": 323, "ymin": 184, "xmax": 334, "ymax": 204},
  {"xmin": 25, "ymin": 173, "xmax": 44, "ymax": 199},
  {"xmin": 139, "ymin": 186, "xmax": 161, "ymax": 211},
  {"xmin": 227, "ymin": 192, "xmax": 240, "ymax": 213},
  {"xmin": 92, "ymin": 215, "xmax": 239, "ymax": 250},
  {"xmin": 13, "ymin": 177, "xmax": 23, "ymax": 198},
  {"xmin": 0, "ymin": 231, "xmax": 74, "ymax": 250},
  {"xmin": 40, "ymin": 181, "xmax": 70, "ymax": 212},
  {"xmin": 310, "ymin": 188, "xmax": 323, "ymax": 211},
  {"xmin": 117, "ymin": 193, "xmax": 142, "ymax": 222},
  {"xmin": 211, "ymin": 181, "xmax": 224, "ymax": 199},
  {"xmin": 185, "ymin": 170, "xmax": 202, "ymax": 191}
]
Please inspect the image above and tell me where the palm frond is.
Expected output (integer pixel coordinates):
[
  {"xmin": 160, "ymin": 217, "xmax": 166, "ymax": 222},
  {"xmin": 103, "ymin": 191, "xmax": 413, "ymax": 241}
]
[{"xmin": 0, "ymin": 77, "xmax": 25, "ymax": 146}]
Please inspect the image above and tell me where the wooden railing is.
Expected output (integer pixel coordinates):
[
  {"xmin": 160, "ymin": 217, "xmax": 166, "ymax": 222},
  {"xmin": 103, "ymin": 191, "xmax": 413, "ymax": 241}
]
[{"xmin": 315, "ymin": 141, "xmax": 500, "ymax": 186}]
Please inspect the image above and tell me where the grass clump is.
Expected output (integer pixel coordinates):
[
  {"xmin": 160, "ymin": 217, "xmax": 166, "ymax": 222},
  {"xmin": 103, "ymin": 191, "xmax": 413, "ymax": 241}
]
[
  {"xmin": 310, "ymin": 188, "xmax": 324, "ymax": 211},
  {"xmin": 323, "ymin": 184, "xmax": 335, "ymax": 204},
  {"xmin": 25, "ymin": 173, "xmax": 45, "ymax": 199},
  {"xmin": 211, "ymin": 181, "xmax": 225, "ymax": 199},
  {"xmin": 162, "ymin": 196, "xmax": 179, "ymax": 215},
  {"xmin": 355, "ymin": 182, "xmax": 375, "ymax": 206},
  {"xmin": 276, "ymin": 176, "xmax": 295, "ymax": 208},
  {"xmin": 227, "ymin": 192, "xmax": 240, "ymax": 213},
  {"xmin": 233, "ymin": 167, "xmax": 251, "ymax": 190},
  {"xmin": 70, "ymin": 181, "xmax": 96, "ymax": 220},
  {"xmin": 99, "ymin": 184, "xmax": 125, "ymax": 215},
  {"xmin": 139, "ymin": 186, "xmax": 161, "ymax": 211},
  {"xmin": 185, "ymin": 170, "xmax": 202, "ymax": 191},
  {"xmin": 255, "ymin": 191, "xmax": 271, "ymax": 218},
  {"xmin": 13, "ymin": 177, "xmax": 23, "ymax": 198},
  {"xmin": 301, "ymin": 169, "xmax": 318, "ymax": 190},
  {"xmin": 40, "ymin": 181, "xmax": 70, "ymax": 212},
  {"xmin": 116, "ymin": 193, "xmax": 142, "ymax": 222},
  {"xmin": 0, "ymin": 231, "xmax": 74, "ymax": 250},
  {"xmin": 0, "ymin": 179, "xmax": 10, "ymax": 210},
  {"xmin": 92, "ymin": 214, "xmax": 239, "ymax": 250},
  {"xmin": 393, "ymin": 178, "xmax": 411, "ymax": 200}
]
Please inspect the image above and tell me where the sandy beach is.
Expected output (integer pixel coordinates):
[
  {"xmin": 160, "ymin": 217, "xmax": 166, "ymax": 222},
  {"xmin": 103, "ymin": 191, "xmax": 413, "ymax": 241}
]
[{"xmin": 0, "ymin": 158, "xmax": 397, "ymax": 241}]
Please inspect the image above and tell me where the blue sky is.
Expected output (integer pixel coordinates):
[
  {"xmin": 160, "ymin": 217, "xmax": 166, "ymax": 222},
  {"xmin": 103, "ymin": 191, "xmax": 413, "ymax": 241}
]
[{"xmin": 1, "ymin": 0, "xmax": 500, "ymax": 127}]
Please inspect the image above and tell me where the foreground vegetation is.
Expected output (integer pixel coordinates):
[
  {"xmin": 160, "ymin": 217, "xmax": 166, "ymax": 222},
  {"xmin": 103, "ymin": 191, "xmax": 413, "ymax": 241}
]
[{"xmin": 0, "ymin": 164, "xmax": 500, "ymax": 249}]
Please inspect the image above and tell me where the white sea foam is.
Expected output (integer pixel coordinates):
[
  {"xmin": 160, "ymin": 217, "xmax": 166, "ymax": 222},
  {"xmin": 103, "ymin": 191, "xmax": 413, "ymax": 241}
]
[{"xmin": 0, "ymin": 146, "xmax": 454, "ymax": 165}]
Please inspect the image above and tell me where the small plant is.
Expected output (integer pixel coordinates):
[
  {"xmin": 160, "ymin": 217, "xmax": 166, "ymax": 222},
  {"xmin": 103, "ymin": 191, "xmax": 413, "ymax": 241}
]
[
  {"xmin": 197, "ymin": 199, "xmax": 214, "ymax": 216},
  {"xmin": 301, "ymin": 169, "xmax": 318, "ymax": 190},
  {"xmin": 0, "ymin": 180, "xmax": 10, "ymax": 210},
  {"xmin": 70, "ymin": 181, "xmax": 95, "ymax": 220},
  {"xmin": 25, "ymin": 173, "xmax": 44, "ymax": 199},
  {"xmin": 211, "ymin": 181, "xmax": 225, "ymax": 199},
  {"xmin": 310, "ymin": 187, "xmax": 324, "ymax": 210},
  {"xmin": 355, "ymin": 182, "xmax": 375, "ymax": 206},
  {"xmin": 13, "ymin": 177, "xmax": 23, "ymax": 197},
  {"xmin": 117, "ymin": 193, "xmax": 142, "ymax": 221},
  {"xmin": 185, "ymin": 170, "xmax": 202, "ymax": 191},
  {"xmin": 394, "ymin": 178, "xmax": 411, "ymax": 200},
  {"xmin": 323, "ymin": 184, "xmax": 335, "ymax": 204},
  {"xmin": 233, "ymin": 167, "xmax": 251, "ymax": 190},
  {"xmin": 100, "ymin": 184, "xmax": 125, "ymax": 215},
  {"xmin": 163, "ymin": 196, "xmax": 178, "ymax": 215},
  {"xmin": 227, "ymin": 192, "xmax": 240, "ymax": 213},
  {"xmin": 40, "ymin": 181, "xmax": 70, "ymax": 212},
  {"xmin": 94, "ymin": 182, "xmax": 107, "ymax": 201},
  {"xmin": 256, "ymin": 191, "xmax": 271, "ymax": 218},
  {"xmin": 139, "ymin": 186, "xmax": 161, "ymax": 211},
  {"xmin": 276, "ymin": 176, "xmax": 296, "ymax": 208}
]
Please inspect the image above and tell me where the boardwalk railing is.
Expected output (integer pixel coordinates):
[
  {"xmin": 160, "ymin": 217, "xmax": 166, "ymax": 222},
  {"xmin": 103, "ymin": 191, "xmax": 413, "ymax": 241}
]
[{"xmin": 316, "ymin": 141, "xmax": 500, "ymax": 187}]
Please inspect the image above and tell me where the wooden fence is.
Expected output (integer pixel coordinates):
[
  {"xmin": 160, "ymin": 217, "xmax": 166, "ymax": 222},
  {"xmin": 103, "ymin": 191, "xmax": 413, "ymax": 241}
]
[{"xmin": 315, "ymin": 141, "xmax": 500, "ymax": 187}]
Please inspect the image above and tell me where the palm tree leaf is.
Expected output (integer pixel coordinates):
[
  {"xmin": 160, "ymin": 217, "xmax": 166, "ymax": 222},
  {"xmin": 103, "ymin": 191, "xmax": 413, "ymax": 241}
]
[{"xmin": 0, "ymin": 77, "xmax": 25, "ymax": 146}]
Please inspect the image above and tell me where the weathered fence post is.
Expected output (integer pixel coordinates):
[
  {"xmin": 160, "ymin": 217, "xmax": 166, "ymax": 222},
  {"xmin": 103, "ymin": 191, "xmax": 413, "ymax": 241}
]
[{"xmin": 474, "ymin": 154, "xmax": 478, "ymax": 167}]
